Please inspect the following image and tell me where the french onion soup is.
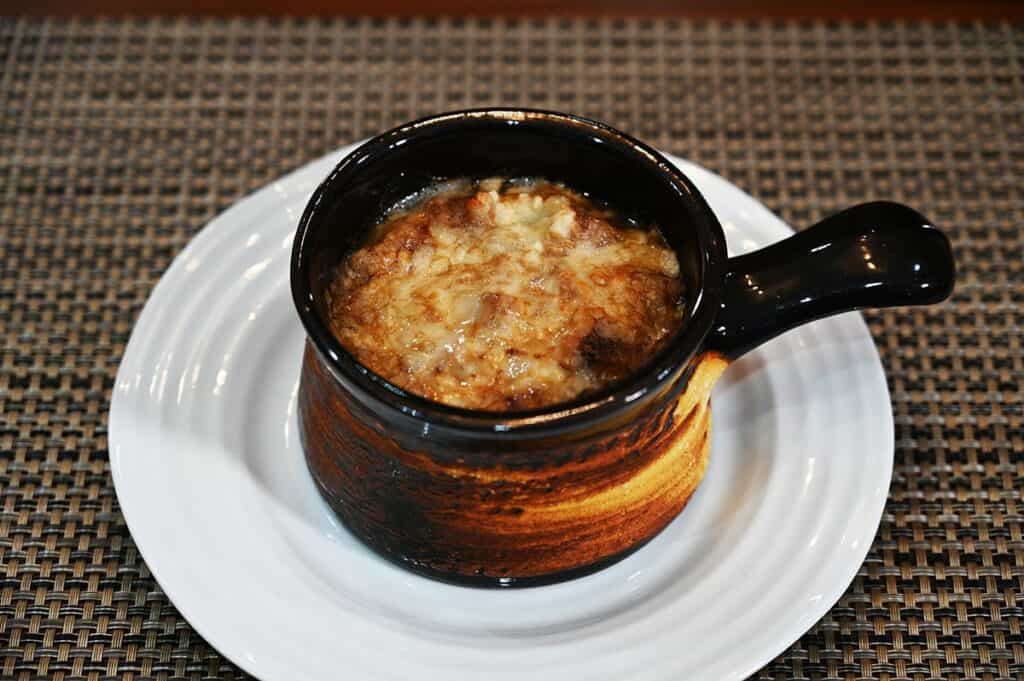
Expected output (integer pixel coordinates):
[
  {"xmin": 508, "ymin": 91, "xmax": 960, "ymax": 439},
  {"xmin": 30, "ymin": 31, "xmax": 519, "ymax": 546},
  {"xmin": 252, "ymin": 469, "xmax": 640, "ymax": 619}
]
[{"xmin": 325, "ymin": 178, "xmax": 684, "ymax": 411}]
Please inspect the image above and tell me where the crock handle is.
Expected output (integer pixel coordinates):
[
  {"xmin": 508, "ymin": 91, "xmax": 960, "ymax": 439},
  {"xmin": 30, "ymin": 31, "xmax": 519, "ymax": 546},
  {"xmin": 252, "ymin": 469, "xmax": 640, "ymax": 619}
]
[{"xmin": 706, "ymin": 201, "xmax": 956, "ymax": 360}]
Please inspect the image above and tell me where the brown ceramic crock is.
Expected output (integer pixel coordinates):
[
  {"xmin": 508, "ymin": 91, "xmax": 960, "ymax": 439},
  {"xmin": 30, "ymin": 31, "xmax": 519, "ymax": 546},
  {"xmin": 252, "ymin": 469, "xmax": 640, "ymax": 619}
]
[{"xmin": 291, "ymin": 109, "xmax": 955, "ymax": 587}]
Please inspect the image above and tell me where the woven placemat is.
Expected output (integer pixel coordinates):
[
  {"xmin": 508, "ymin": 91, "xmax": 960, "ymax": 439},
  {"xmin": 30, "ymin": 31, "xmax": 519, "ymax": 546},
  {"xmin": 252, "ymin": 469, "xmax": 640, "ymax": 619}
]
[{"xmin": 1, "ymin": 16, "xmax": 1021, "ymax": 681}]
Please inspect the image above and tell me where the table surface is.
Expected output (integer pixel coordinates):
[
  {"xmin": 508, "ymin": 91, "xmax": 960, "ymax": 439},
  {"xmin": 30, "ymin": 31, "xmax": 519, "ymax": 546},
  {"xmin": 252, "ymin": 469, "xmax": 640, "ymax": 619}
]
[
  {"xmin": 1, "ymin": 16, "xmax": 1022, "ymax": 681},
  {"xmin": 5, "ymin": 1, "xmax": 1024, "ymax": 20}
]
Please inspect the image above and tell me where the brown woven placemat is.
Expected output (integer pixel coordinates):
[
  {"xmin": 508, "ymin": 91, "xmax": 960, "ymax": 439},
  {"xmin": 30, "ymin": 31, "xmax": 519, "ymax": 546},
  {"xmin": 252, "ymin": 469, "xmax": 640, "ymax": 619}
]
[{"xmin": 0, "ymin": 16, "xmax": 1021, "ymax": 681}]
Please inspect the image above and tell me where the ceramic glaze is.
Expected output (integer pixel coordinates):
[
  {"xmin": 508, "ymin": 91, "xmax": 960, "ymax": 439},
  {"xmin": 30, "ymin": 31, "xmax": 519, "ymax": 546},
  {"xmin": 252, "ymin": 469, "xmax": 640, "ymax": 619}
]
[
  {"xmin": 300, "ymin": 343, "xmax": 728, "ymax": 585},
  {"xmin": 291, "ymin": 109, "xmax": 955, "ymax": 586}
]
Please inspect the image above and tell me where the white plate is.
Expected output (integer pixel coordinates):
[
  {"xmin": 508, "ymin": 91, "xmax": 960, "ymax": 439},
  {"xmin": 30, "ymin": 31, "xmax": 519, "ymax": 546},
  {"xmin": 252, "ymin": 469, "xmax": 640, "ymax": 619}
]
[{"xmin": 109, "ymin": 146, "xmax": 893, "ymax": 681}]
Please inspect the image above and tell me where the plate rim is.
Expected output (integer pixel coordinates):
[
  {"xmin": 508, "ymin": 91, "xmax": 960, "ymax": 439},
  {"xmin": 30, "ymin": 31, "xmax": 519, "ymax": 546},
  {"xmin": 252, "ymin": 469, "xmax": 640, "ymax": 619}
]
[{"xmin": 109, "ymin": 145, "xmax": 894, "ymax": 681}]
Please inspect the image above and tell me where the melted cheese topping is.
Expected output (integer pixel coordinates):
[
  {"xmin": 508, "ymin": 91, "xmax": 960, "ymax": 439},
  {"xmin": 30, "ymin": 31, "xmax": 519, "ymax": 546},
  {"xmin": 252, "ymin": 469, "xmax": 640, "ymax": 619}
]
[{"xmin": 326, "ymin": 179, "xmax": 683, "ymax": 411}]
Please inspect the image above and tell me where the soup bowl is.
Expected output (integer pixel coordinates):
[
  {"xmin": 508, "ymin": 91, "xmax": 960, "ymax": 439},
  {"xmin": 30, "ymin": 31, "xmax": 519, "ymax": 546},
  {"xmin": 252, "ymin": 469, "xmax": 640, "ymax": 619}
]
[{"xmin": 291, "ymin": 109, "xmax": 955, "ymax": 587}]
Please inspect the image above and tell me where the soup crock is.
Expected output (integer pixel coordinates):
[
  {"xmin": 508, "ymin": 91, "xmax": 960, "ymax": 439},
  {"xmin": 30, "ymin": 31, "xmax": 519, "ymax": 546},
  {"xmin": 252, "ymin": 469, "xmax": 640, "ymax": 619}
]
[{"xmin": 291, "ymin": 108, "xmax": 955, "ymax": 587}]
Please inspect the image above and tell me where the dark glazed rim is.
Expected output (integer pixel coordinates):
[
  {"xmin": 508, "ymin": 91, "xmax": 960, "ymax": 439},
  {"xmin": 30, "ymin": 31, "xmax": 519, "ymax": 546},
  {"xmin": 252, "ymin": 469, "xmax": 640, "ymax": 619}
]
[{"xmin": 291, "ymin": 108, "xmax": 728, "ymax": 437}]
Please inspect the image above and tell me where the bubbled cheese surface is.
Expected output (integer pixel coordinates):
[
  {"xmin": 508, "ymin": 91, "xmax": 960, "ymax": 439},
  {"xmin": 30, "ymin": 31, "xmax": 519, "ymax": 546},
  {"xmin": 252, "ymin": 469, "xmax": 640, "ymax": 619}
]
[{"xmin": 325, "ymin": 179, "xmax": 683, "ymax": 411}]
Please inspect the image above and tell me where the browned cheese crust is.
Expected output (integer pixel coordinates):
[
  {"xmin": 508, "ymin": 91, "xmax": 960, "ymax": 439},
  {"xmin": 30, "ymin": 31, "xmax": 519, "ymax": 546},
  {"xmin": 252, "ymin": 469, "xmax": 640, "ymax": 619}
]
[{"xmin": 326, "ymin": 179, "xmax": 683, "ymax": 411}]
